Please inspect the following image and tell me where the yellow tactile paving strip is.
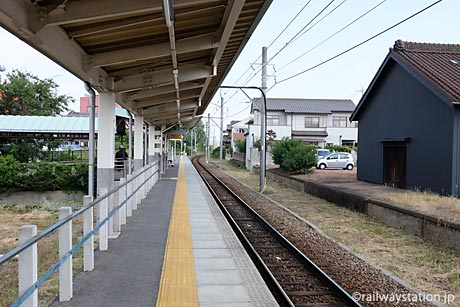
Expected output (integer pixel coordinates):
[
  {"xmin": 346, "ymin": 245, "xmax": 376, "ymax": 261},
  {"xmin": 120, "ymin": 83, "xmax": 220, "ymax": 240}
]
[{"xmin": 156, "ymin": 156, "xmax": 198, "ymax": 307}]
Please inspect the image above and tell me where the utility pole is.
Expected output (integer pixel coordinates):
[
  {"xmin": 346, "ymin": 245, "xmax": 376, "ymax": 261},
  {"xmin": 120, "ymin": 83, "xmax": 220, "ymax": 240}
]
[
  {"xmin": 206, "ymin": 113, "xmax": 210, "ymax": 163},
  {"xmin": 260, "ymin": 46, "xmax": 267, "ymax": 192},
  {"xmin": 192, "ymin": 129, "xmax": 195, "ymax": 155},
  {"xmin": 220, "ymin": 95, "xmax": 224, "ymax": 171}
]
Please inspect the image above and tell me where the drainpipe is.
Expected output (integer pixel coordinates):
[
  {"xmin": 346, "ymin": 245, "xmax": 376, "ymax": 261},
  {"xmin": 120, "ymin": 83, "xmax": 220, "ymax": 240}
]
[
  {"xmin": 452, "ymin": 102, "xmax": 460, "ymax": 197},
  {"xmin": 127, "ymin": 111, "xmax": 133, "ymax": 175},
  {"xmin": 84, "ymin": 81, "xmax": 96, "ymax": 197}
]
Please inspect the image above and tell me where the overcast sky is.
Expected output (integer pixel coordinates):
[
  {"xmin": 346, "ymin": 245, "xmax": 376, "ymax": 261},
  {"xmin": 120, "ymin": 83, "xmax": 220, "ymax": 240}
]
[{"xmin": 0, "ymin": 0, "xmax": 458, "ymax": 138}]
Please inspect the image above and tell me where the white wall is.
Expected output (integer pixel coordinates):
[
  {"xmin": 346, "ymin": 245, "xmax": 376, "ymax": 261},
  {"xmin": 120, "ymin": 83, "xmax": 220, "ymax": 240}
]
[
  {"xmin": 325, "ymin": 112, "xmax": 357, "ymax": 145},
  {"xmin": 250, "ymin": 124, "xmax": 291, "ymax": 140},
  {"xmin": 249, "ymin": 111, "xmax": 357, "ymax": 149},
  {"xmin": 325, "ymin": 127, "xmax": 358, "ymax": 145}
]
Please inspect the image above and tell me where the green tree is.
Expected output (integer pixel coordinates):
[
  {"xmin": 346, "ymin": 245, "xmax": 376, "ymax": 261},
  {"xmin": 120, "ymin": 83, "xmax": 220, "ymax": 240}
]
[
  {"xmin": 235, "ymin": 139, "xmax": 246, "ymax": 153},
  {"xmin": 184, "ymin": 120, "xmax": 206, "ymax": 154},
  {"xmin": 271, "ymin": 137, "xmax": 300, "ymax": 166},
  {"xmin": 0, "ymin": 70, "xmax": 73, "ymax": 115},
  {"xmin": 271, "ymin": 137, "xmax": 316, "ymax": 174}
]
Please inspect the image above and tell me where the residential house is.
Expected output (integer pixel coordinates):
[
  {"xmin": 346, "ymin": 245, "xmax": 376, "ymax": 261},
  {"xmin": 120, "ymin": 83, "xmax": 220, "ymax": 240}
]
[
  {"xmin": 350, "ymin": 40, "xmax": 460, "ymax": 196},
  {"xmin": 229, "ymin": 117, "xmax": 251, "ymax": 152},
  {"xmin": 249, "ymin": 98, "xmax": 357, "ymax": 147},
  {"xmin": 244, "ymin": 98, "xmax": 357, "ymax": 170}
]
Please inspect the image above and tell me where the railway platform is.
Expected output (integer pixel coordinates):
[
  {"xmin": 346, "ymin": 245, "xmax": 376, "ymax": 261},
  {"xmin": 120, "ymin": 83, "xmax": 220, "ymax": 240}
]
[{"xmin": 53, "ymin": 156, "xmax": 278, "ymax": 307}]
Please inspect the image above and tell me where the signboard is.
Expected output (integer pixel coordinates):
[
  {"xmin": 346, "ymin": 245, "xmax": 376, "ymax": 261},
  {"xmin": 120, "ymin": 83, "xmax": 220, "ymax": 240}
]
[{"xmin": 167, "ymin": 134, "xmax": 182, "ymax": 140}]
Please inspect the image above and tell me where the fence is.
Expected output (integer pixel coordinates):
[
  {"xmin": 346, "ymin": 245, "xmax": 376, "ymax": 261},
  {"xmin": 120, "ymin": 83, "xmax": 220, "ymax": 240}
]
[{"xmin": 0, "ymin": 160, "xmax": 160, "ymax": 307}]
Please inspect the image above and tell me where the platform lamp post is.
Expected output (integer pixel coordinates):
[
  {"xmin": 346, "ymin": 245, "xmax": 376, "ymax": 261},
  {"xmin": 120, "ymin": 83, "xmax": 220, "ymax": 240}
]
[{"xmin": 219, "ymin": 86, "xmax": 267, "ymax": 193}]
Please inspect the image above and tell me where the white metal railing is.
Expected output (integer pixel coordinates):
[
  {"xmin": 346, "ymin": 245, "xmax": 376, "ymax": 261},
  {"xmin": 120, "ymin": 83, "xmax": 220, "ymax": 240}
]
[{"xmin": 0, "ymin": 161, "xmax": 160, "ymax": 307}]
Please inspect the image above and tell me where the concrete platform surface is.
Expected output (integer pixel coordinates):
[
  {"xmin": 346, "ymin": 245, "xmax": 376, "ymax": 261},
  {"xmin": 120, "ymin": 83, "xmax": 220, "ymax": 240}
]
[
  {"xmin": 184, "ymin": 158, "xmax": 279, "ymax": 307},
  {"xmin": 52, "ymin": 165, "xmax": 178, "ymax": 307},
  {"xmin": 52, "ymin": 157, "xmax": 278, "ymax": 307}
]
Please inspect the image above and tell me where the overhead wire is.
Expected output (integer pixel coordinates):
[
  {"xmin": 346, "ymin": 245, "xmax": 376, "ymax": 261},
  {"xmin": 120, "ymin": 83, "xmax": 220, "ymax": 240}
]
[
  {"xmin": 277, "ymin": 0, "xmax": 387, "ymax": 73},
  {"xmin": 225, "ymin": 105, "xmax": 252, "ymax": 119},
  {"xmin": 267, "ymin": 0, "xmax": 336, "ymax": 63},
  {"xmin": 266, "ymin": 0, "xmax": 314, "ymax": 49},
  {"xmin": 237, "ymin": 0, "xmax": 344, "ymax": 93},
  {"xmin": 288, "ymin": 0, "xmax": 348, "ymax": 47},
  {"xmin": 220, "ymin": 0, "xmax": 316, "ymax": 107},
  {"xmin": 267, "ymin": 0, "xmax": 443, "ymax": 92}
]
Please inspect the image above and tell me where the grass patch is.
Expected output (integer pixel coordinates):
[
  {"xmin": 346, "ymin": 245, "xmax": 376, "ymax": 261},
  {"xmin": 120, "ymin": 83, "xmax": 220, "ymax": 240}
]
[
  {"xmin": 0, "ymin": 200, "xmax": 84, "ymax": 307},
  {"xmin": 374, "ymin": 191, "xmax": 460, "ymax": 223}
]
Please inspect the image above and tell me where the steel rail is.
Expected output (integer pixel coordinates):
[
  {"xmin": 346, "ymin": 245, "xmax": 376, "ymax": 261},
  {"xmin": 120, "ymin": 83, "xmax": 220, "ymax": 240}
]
[
  {"xmin": 193, "ymin": 156, "xmax": 362, "ymax": 307},
  {"xmin": 192, "ymin": 156, "xmax": 294, "ymax": 307}
]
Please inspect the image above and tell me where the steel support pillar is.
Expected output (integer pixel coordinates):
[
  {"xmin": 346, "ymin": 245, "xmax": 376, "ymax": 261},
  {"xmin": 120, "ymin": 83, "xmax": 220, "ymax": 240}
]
[
  {"xmin": 148, "ymin": 125, "xmax": 155, "ymax": 163},
  {"xmin": 134, "ymin": 114, "xmax": 144, "ymax": 171}
]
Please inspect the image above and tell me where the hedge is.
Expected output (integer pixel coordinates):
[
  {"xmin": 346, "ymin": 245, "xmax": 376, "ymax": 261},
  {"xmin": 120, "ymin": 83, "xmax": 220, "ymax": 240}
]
[{"xmin": 0, "ymin": 155, "xmax": 88, "ymax": 193}]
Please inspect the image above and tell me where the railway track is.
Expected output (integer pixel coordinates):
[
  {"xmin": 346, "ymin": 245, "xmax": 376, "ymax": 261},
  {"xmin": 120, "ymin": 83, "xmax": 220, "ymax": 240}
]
[{"xmin": 192, "ymin": 156, "xmax": 362, "ymax": 307}]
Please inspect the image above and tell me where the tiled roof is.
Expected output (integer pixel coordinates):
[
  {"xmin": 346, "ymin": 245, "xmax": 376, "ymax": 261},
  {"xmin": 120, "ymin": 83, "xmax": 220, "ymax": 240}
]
[
  {"xmin": 392, "ymin": 40, "xmax": 460, "ymax": 101},
  {"xmin": 253, "ymin": 98, "xmax": 355, "ymax": 114}
]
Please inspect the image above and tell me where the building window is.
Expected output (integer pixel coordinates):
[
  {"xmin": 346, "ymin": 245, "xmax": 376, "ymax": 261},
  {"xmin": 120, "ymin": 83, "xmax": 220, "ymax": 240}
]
[
  {"xmin": 305, "ymin": 117, "xmax": 319, "ymax": 128},
  {"xmin": 267, "ymin": 115, "xmax": 280, "ymax": 126},
  {"xmin": 333, "ymin": 116, "xmax": 347, "ymax": 127}
]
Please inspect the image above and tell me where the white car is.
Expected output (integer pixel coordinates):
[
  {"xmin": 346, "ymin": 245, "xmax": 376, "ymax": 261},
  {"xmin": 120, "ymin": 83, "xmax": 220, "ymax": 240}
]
[{"xmin": 316, "ymin": 152, "xmax": 354, "ymax": 170}]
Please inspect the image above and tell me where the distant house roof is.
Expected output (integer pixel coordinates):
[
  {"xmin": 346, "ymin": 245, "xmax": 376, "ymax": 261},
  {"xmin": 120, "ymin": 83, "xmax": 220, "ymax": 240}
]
[
  {"xmin": 252, "ymin": 98, "xmax": 355, "ymax": 114},
  {"xmin": 0, "ymin": 115, "xmax": 99, "ymax": 134},
  {"xmin": 351, "ymin": 40, "xmax": 460, "ymax": 121},
  {"xmin": 231, "ymin": 116, "xmax": 252, "ymax": 128}
]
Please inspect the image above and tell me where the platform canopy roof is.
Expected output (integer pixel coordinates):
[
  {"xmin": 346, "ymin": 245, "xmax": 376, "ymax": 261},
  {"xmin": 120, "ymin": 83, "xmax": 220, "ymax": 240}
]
[{"xmin": 0, "ymin": 0, "xmax": 271, "ymax": 129}]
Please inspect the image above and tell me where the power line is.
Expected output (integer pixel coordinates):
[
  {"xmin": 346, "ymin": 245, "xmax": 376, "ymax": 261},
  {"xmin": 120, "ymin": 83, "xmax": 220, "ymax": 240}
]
[
  {"xmin": 220, "ymin": 0, "xmax": 316, "ymax": 107},
  {"xmin": 238, "ymin": 0, "xmax": 341, "ymax": 91},
  {"xmin": 267, "ymin": 0, "xmax": 314, "ymax": 49},
  {"xmin": 225, "ymin": 105, "xmax": 251, "ymax": 119},
  {"xmin": 267, "ymin": 0, "xmax": 336, "ymax": 63},
  {"xmin": 268, "ymin": 0, "xmax": 443, "ymax": 91},
  {"xmin": 277, "ymin": 0, "xmax": 387, "ymax": 73},
  {"xmin": 289, "ymin": 0, "xmax": 349, "ymax": 46}
]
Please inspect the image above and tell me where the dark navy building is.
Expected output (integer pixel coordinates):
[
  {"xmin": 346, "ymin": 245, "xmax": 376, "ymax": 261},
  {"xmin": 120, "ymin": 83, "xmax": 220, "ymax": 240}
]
[{"xmin": 350, "ymin": 40, "xmax": 460, "ymax": 196}]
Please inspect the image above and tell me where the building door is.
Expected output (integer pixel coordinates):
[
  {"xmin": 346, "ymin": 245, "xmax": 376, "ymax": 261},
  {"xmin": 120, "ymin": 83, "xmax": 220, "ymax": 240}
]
[{"xmin": 384, "ymin": 146, "xmax": 406, "ymax": 188}]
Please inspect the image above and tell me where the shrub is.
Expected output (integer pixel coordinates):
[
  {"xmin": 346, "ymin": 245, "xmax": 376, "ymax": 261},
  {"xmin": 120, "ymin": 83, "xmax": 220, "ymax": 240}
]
[
  {"xmin": 0, "ymin": 155, "xmax": 21, "ymax": 191},
  {"xmin": 226, "ymin": 144, "xmax": 233, "ymax": 156},
  {"xmin": 211, "ymin": 146, "xmax": 225, "ymax": 159},
  {"xmin": 325, "ymin": 144, "xmax": 352, "ymax": 153},
  {"xmin": 271, "ymin": 137, "xmax": 301, "ymax": 166},
  {"xmin": 0, "ymin": 157, "xmax": 88, "ymax": 193},
  {"xmin": 17, "ymin": 162, "xmax": 58, "ymax": 191},
  {"xmin": 55, "ymin": 163, "xmax": 88, "ymax": 191},
  {"xmin": 271, "ymin": 138, "xmax": 316, "ymax": 173},
  {"xmin": 235, "ymin": 139, "xmax": 246, "ymax": 153}
]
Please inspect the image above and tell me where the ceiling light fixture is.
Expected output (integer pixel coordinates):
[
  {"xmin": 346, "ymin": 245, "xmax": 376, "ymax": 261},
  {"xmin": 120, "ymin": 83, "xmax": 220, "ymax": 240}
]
[{"xmin": 173, "ymin": 69, "xmax": 179, "ymax": 90}]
